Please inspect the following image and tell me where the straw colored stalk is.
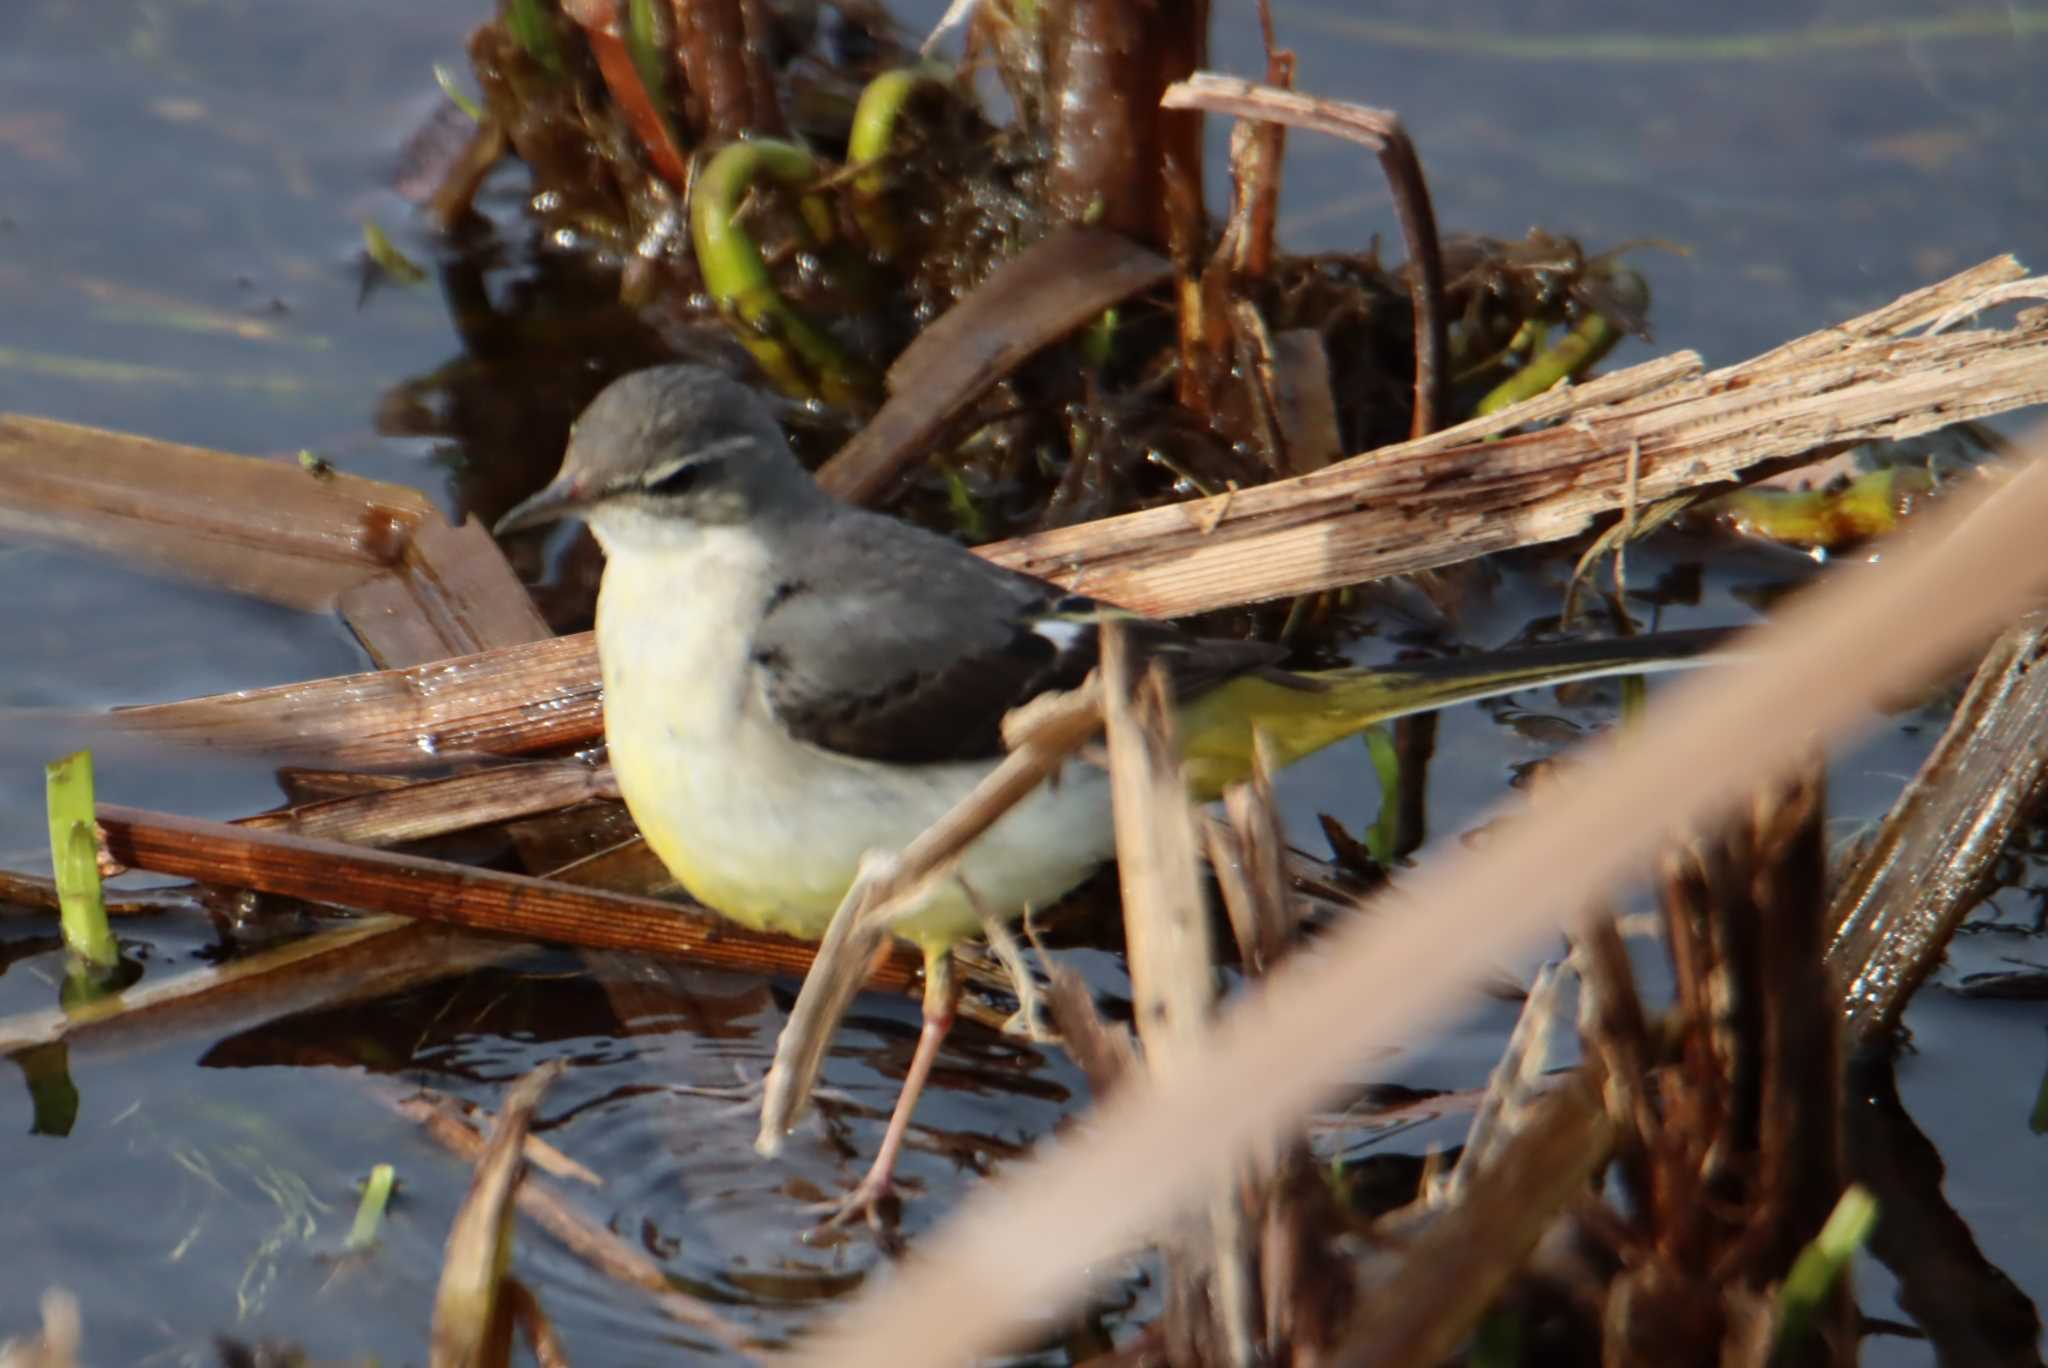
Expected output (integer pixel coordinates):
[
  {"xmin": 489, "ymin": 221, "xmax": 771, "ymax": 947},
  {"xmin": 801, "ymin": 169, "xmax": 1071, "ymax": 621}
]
[
  {"xmin": 1100, "ymin": 624, "xmax": 1257, "ymax": 1364},
  {"xmin": 430, "ymin": 1060, "xmax": 560, "ymax": 1368},
  {"xmin": 986, "ymin": 258, "xmax": 2048, "ymax": 617}
]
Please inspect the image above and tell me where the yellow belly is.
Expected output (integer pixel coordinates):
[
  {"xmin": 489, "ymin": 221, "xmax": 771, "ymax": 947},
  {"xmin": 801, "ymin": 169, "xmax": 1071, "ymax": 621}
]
[{"xmin": 606, "ymin": 693, "xmax": 1115, "ymax": 951}]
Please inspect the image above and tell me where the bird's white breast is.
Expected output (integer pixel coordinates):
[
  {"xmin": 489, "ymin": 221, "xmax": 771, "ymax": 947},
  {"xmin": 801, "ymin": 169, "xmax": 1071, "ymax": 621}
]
[{"xmin": 592, "ymin": 525, "xmax": 1115, "ymax": 950}]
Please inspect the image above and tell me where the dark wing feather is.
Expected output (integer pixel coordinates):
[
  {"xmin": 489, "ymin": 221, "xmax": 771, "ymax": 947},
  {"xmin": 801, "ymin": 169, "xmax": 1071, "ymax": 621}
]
[{"xmin": 751, "ymin": 510, "xmax": 1283, "ymax": 765}]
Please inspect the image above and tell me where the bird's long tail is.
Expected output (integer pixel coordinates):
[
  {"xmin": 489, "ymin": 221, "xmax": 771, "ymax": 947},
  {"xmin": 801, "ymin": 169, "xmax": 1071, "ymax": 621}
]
[{"xmin": 1175, "ymin": 626, "xmax": 1735, "ymax": 799}]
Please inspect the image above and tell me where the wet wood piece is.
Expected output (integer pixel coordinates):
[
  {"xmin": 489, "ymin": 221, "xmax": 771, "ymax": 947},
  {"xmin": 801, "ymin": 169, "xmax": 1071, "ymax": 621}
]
[
  {"xmin": 238, "ymin": 758, "xmax": 612, "ymax": 847},
  {"xmin": 984, "ymin": 259, "xmax": 2048, "ymax": 616},
  {"xmin": 334, "ymin": 515, "xmax": 554, "ymax": 666},
  {"xmin": 95, "ymin": 803, "xmax": 926, "ymax": 993},
  {"xmin": 0, "ymin": 414, "xmax": 434, "ymax": 610},
  {"xmin": 1826, "ymin": 606, "xmax": 2048, "ymax": 1042},
  {"xmin": 0, "ymin": 868, "xmax": 195, "ymax": 919},
  {"xmin": 0, "ymin": 916, "xmax": 520, "ymax": 1056},
  {"xmin": 0, "ymin": 414, "xmax": 550, "ymax": 668},
  {"xmin": 814, "ymin": 227, "xmax": 1174, "ymax": 504},
  {"xmin": 1041, "ymin": 0, "xmax": 1207, "ymax": 254},
  {"xmin": 108, "ymin": 631, "xmax": 605, "ymax": 766}
]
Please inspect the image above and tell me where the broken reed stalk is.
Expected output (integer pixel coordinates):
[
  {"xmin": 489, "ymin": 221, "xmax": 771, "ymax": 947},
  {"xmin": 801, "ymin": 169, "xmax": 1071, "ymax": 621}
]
[
  {"xmin": 0, "ymin": 917, "xmax": 520, "ymax": 1056},
  {"xmin": 1825, "ymin": 605, "xmax": 2048, "ymax": 1042},
  {"xmin": 385, "ymin": 1086, "xmax": 604, "ymax": 1188},
  {"xmin": 106, "ymin": 630, "xmax": 605, "ymax": 766},
  {"xmin": 1203, "ymin": 743, "xmax": 1365, "ymax": 1363},
  {"xmin": 1338, "ymin": 1076, "xmax": 1612, "ymax": 1367},
  {"xmin": 237, "ymin": 758, "xmax": 613, "ymax": 847},
  {"xmin": 813, "ymin": 227, "xmax": 1173, "ymax": 504},
  {"xmin": 784, "ymin": 429, "xmax": 2048, "ymax": 1367},
  {"xmin": 1163, "ymin": 72, "xmax": 1447, "ymax": 438},
  {"xmin": 986, "ymin": 259, "xmax": 2048, "ymax": 617},
  {"xmin": 1602, "ymin": 767, "xmax": 1850, "ymax": 1365},
  {"xmin": 502, "ymin": 1280, "xmax": 569, "ymax": 1368},
  {"xmin": 429, "ymin": 1060, "xmax": 561, "ymax": 1368},
  {"xmin": 1099, "ymin": 624, "xmax": 1257, "ymax": 1365}
]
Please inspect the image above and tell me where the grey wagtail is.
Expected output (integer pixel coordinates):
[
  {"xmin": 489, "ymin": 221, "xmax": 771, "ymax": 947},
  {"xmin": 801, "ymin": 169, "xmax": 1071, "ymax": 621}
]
[{"xmin": 496, "ymin": 364, "xmax": 1724, "ymax": 1215}]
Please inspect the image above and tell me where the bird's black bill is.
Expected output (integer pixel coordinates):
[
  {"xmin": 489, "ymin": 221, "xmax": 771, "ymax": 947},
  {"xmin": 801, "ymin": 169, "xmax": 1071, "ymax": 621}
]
[{"xmin": 493, "ymin": 477, "xmax": 584, "ymax": 536}]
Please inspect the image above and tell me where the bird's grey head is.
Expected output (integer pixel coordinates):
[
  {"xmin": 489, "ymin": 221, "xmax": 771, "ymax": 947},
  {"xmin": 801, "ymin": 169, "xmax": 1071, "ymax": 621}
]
[{"xmin": 493, "ymin": 365, "xmax": 828, "ymax": 550}]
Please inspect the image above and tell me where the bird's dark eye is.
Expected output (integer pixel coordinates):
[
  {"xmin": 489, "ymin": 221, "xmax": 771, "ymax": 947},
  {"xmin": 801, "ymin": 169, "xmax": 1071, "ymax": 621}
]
[{"xmin": 644, "ymin": 458, "xmax": 716, "ymax": 497}]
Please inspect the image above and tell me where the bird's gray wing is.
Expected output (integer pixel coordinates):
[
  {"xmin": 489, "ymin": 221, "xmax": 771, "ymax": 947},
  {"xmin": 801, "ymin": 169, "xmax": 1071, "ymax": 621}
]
[{"xmin": 750, "ymin": 511, "xmax": 1283, "ymax": 765}]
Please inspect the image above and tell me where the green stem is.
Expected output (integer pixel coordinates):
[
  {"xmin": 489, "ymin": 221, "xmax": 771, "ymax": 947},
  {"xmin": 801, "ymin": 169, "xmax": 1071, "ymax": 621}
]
[
  {"xmin": 1475, "ymin": 308, "xmax": 1620, "ymax": 415},
  {"xmin": 1362, "ymin": 724, "xmax": 1402, "ymax": 866},
  {"xmin": 1476, "ymin": 267, "xmax": 1647, "ymax": 416},
  {"xmin": 347, "ymin": 1163, "xmax": 398, "ymax": 1251},
  {"xmin": 46, "ymin": 751, "xmax": 117, "ymax": 976},
  {"xmin": 690, "ymin": 139, "xmax": 879, "ymax": 407},
  {"xmin": 1708, "ymin": 467, "xmax": 1934, "ymax": 549},
  {"xmin": 847, "ymin": 65, "xmax": 951, "ymax": 257},
  {"xmin": 625, "ymin": 0, "xmax": 669, "ymax": 116},
  {"xmin": 1774, "ymin": 1185, "xmax": 1878, "ymax": 1348},
  {"xmin": 503, "ymin": 0, "xmax": 565, "ymax": 76}
]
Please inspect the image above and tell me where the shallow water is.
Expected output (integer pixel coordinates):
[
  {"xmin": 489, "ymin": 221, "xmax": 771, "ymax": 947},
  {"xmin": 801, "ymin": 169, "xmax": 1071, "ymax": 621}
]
[{"xmin": 1, "ymin": 1, "xmax": 2044, "ymax": 1362}]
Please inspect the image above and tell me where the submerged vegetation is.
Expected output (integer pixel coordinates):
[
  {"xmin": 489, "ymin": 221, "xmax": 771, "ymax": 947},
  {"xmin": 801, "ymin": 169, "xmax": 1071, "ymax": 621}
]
[{"xmin": 423, "ymin": 0, "xmax": 1662, "ymax": 558}]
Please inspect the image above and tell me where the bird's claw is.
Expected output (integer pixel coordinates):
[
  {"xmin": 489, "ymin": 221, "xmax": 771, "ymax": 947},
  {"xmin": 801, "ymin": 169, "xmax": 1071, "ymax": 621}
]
[{"xmin": 802, "ymin": 1174, "xmax": 907, "ymax": 1251}]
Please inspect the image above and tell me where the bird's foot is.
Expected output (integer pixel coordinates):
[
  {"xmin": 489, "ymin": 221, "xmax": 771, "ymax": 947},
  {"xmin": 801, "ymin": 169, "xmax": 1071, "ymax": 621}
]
[
  {"xmin": 802, "ymin": 1172, "xmax": 906, "ymax": 1252},
  {"xmin": 980, "ymin": 905, "xmax": 1062, "ymax": 1046},
  {"xmin": 667, "ymin": 1064, "xmax": 795, "ymax": 1128}
]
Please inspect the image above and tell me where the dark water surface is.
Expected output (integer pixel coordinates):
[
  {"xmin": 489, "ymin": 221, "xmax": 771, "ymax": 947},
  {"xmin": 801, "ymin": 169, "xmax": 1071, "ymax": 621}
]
[{"xmin": 2, "ymin": 1, "xmax": 2044, "ymax": 1362}]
